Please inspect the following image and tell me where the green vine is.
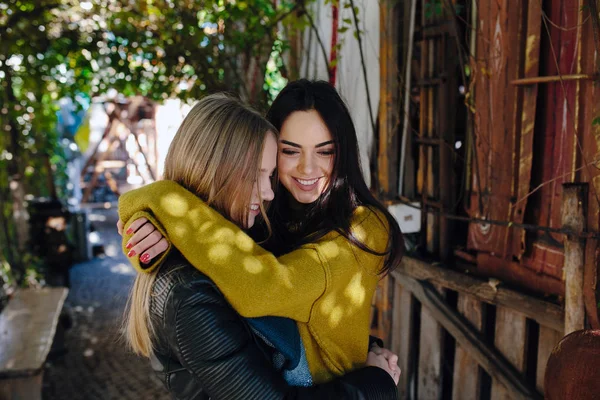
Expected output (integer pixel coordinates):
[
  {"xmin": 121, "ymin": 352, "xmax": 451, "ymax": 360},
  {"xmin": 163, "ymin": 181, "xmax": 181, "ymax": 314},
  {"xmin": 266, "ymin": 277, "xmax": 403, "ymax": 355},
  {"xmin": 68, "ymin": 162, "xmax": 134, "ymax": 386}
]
[{"xmin": 0, "ymin": 0, "xmax": 316, "ymax": 288}]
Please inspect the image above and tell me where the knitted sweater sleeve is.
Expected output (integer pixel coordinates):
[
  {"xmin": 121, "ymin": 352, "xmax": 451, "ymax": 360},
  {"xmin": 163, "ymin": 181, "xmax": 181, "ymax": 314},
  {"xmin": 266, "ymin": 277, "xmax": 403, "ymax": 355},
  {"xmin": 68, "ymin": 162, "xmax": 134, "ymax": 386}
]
[{"xmin": 119, "ymin": 180, "xmax": 328, "ymax": 323}]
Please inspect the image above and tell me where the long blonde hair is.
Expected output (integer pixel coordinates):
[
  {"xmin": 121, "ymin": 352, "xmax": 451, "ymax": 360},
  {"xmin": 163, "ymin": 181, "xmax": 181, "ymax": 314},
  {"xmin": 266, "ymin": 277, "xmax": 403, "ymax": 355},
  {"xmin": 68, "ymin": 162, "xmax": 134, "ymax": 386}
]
[{"xmin": 124, "ymin": 93, "xmax": 276, "ymax": 357}]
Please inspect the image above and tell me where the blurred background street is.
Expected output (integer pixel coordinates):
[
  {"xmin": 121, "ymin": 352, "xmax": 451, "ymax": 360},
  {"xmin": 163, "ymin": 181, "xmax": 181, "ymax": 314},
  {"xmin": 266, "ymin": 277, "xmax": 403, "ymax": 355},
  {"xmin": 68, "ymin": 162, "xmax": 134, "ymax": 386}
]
[{"xmin": 41, "ymin": 206, "xmax": 168, "ymax": 400}]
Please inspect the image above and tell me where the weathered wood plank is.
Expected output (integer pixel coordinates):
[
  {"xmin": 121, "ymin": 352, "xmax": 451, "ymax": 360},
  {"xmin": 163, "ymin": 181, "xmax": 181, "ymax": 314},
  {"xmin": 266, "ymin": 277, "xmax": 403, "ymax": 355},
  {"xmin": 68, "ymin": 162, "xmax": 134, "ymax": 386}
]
[
  {"xmin": 453, "ymin": 294, "xmax": 483, "ymax": 400},
  {"xmin": 393, "ymin": 271, "xmax": 542, "ymax": 400},
  {"xmin": 378, "ymin": 0, "xmax": 401, "ymax": 195},
  {"xmin": 392, "ymin": 283, "xmax": 414, "ymax": 400},
  {"xmin": 475, "ymin": 253, "xmax": 564, "ymax": 297},
  {"xmin": 491, "ymin": 307, "xmax": 528, "ymax": 400},
  {"xmin": 562, "ymin": 183, "xmax": 587, "ymax": 334},
  {"xmin": 467, "ymin": 0, "xmax": 522, "ymax": 255},
  {"xmin": 580, "ymin": 0, "xmax": 600, "ymax": 329},
  {"xmin": 535, "ymin": 326, "xmax": 563, "ymax": 395},
  {"xmin": 372, "ymin": 275, "xmax": 393, "ymax": 346},
  {"xmin": 509, "ymin": 0, "xmax": 542, "ymax": 260},
  {"xmin": 0, "ymin": 288, "xmax": 68, "ymax": 377},
  {"xmin": 399, "ymin": 256, "xmax": 564, "ymax": 332},
  {"xmin": 0, "ymin": 372, "xmax": 43, "ymax": 400},
  {"xmin": 584, "ymin": 239, "xmax": 600, "ymax": 329},
  {"xmin": 418, "ymin": 285, "xmax": 444, "ymax": 400}
]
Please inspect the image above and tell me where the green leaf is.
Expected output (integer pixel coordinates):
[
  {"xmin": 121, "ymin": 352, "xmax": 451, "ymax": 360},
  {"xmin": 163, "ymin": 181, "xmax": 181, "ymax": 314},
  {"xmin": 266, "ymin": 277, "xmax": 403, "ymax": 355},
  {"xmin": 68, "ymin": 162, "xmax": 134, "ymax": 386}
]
[
  {"xmin": 338, "ymin": 26, "xmax": 349, "ymax": 33},
  {"xmin": 464, "ymin": 65, "xmax": 471, "ymax": 77},
  {"xmin": 435, "ymin": 3, "xmax": 444, "ymax": 17},
  {"xmin": 593, "ymin": 116, "xmax": 600, "ymax": 126}
]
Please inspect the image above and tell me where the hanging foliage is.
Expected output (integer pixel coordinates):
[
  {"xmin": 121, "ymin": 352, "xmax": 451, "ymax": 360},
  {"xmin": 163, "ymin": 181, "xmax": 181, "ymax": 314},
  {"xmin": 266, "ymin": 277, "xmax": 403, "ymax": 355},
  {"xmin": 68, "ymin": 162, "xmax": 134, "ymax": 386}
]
[{"xmin": 0, "ymin": 0, "xmax": 312, "ymax": 286}]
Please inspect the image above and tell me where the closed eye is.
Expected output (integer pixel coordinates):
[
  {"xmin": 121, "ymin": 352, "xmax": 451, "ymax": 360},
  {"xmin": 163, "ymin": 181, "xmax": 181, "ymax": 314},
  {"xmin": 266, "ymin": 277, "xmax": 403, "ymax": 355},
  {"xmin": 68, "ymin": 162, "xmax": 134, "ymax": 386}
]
[
  {"xmin": 281, "ymin": 149, "xmax": 299, "ymax": 155},
  {"xmin": 318, "ymin": 150, "xmax": 335, "ymax": 156}
]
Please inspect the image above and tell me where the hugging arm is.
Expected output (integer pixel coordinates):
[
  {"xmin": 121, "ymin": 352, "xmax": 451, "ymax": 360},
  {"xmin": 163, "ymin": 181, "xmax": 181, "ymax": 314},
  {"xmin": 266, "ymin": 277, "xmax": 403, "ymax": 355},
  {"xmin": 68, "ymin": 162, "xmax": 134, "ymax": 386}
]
[
  {"xmin": 119, "ymin": 180, "xmax": 327, "ymax": 321},
  {"xmin": 163, "ymin": 269, "xmax": 398, "ymax": 400}
]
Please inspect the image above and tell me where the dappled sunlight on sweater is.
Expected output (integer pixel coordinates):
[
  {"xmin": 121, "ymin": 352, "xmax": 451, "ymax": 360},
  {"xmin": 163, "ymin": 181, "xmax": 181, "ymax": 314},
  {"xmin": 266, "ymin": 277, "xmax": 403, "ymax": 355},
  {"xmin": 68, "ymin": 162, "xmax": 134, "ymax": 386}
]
[
  {"xmin": 173, "ymin": 223, "xmax": 188, "ymax": 239},
  {"xmin": 243, "ymin": 257, "xmax": 264, "ymax": 274},
  {"xmin": 318, "ymin": 241, "xmax": 340, "ymax": 259},
  {"xmin": 320, "ymin": 292, "xmax": 337, "ymax": 315},
  {"xmin": 318, "ymin": 292, "xmax": 344, "ymax": 328},
  {"xmin": 196, "ymin": 221, "xmax": 216, "ymax": 242},
  {"xmin": 188, "ymin": 207, "xmax": 206, "ymax": 229},
  {"xmin": 318, "ymin": 279, "xmax": 367, "ymax": 328},
  {"xmin": 207, "ymin": 243, "xmax": 233, "ymax": 265},
  {"xmin": 351, "ymin": 224, "xmax": 367, "ymax": 243},
  {"xmin": 161, "ymin": 192, "xmax": 189, "ymax": 216},
  {"xmin": 275, "ymin": 265, "xmax": 294, "ymax": 288},
  {"xmin": 305, "ymin": 249, "xmax": 321, "ymax": 262},
  {"xmin": 235, "ymin": 231, "xmax": 254, "ymax": 252},
  {"xmin": 344, "ymin": 273, "xmax": 366, "ymax": 307},
  {"xmin": 211, "ymin": 226, "xmax": 236, "ymax": 243},
  {"xmin": 329, "ymin": 306, "xmax": 344, "ymax": 328}
]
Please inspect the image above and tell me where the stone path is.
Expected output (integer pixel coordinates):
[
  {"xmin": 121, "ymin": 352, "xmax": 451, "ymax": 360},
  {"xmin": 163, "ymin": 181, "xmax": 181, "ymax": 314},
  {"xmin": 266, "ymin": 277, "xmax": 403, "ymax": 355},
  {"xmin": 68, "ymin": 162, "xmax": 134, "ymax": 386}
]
[{"xmin": 42, "ymin": 207, "xmax": 169, "ymax": 400}]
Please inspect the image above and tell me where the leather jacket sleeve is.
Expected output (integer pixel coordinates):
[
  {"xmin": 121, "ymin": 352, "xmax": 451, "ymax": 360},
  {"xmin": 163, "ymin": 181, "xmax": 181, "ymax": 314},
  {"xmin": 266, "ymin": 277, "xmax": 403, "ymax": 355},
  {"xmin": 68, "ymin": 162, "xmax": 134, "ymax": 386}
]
[{"xmin": 153, "ymin": 259, "xmax": 398, "ymax": 400}]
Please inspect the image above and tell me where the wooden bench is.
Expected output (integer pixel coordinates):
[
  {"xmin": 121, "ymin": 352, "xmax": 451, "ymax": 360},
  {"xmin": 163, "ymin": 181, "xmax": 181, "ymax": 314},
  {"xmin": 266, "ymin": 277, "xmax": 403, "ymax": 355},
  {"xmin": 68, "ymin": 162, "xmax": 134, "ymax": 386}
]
[{"xmin": 0, "ymin": 287, "xmax": 68, "ymax": 400}]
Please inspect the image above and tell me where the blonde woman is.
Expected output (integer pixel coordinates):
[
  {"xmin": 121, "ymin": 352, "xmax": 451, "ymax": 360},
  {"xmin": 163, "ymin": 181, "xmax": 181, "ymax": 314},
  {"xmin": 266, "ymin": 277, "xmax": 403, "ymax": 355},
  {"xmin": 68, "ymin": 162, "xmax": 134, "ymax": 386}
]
[{"xmin": 121, "ymin": 93, "xmax": 399, "ymax": 400}]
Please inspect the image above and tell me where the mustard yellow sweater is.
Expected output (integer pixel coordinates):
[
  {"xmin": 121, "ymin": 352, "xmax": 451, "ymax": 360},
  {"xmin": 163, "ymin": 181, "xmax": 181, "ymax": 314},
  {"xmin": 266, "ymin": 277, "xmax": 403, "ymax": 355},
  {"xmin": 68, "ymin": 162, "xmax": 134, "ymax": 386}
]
[{"xmin": 119, "ymin": 180, "xmax": 390, "ymax": 383}]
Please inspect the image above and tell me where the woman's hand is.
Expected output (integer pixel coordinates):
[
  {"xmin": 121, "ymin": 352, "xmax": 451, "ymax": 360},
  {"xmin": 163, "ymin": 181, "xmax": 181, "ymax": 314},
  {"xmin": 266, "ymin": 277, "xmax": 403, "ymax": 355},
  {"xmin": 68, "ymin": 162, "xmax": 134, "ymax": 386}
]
[
  {"xmin": 366, "ymin": 345, "xmax": 400, "ymax": 385},
  {"xmin": 117, "ymin": 217, "xmax": 169, "ymax": 264}
]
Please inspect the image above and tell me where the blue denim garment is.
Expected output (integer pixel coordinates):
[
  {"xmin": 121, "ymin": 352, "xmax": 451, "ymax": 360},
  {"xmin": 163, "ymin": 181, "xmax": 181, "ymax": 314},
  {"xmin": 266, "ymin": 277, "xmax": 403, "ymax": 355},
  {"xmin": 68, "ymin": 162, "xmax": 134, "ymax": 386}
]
[
  {"xmin": 282, "ymin": 340, "xmax": 312, "ymax": 387},
  {"xmin": 247, "ymin": 316, "xmax": 312, "ymax": 387}
]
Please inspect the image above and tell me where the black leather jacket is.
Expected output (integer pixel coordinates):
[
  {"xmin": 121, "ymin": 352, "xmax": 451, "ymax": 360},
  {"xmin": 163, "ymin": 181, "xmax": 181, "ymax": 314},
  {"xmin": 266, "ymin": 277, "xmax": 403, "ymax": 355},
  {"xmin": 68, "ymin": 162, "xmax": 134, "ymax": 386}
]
[{"xmin": 148, "ymin": 251, "xmax": 398, "ymax": 400}]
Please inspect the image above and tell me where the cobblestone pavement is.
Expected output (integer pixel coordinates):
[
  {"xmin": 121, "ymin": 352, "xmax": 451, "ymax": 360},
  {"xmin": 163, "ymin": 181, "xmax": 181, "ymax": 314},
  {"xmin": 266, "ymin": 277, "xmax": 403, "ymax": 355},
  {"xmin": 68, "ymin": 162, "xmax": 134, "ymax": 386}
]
[{"xmin": 42, "ymin": 207, "xmax": 170, "ymax": 400}]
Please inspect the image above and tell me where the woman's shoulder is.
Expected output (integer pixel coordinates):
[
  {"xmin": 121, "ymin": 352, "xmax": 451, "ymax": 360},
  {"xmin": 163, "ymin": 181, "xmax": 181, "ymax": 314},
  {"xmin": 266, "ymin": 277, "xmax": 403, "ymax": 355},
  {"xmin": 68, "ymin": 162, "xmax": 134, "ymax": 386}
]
[
  {"xmin": 351, "ymin": 206, "xmax": 389, "ymax": 232},
  {"xmin": 150, "ymin": 252, "xmax": 232, "ymax": 341},
  {"xmin": 346, "ymin": 206, "xmax": 390, "ymax": 253},
  {"xmin": 154, "ymin": 252, "xmax": 222, "ymax": 303}
]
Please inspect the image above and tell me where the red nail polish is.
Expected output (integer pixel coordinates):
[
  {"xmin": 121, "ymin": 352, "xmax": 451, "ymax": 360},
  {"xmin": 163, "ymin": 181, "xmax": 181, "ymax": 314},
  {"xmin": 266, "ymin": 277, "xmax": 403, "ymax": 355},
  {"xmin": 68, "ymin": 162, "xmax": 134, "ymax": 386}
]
[
  {"xmin": 141, "ymin": 254, "xmax": 150, "ymax": 264},
  {"xmin": 127, "ymin": 250, "xmax": 136, "ymax": 258},
  {"xmin": 126, "ymin": 242, "xmax": 133, "ymax": 249},
  {"xmin": 126, "ymin": 228, "xmax": 134, "ymax": 235}
]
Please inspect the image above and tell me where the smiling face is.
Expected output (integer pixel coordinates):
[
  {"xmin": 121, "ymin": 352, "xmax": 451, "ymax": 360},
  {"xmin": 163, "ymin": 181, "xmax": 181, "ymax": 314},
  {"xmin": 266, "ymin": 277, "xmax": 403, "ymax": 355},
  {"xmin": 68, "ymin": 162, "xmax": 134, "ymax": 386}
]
[
  {"xmin": 277, "ymin": 110, "xmax": 335, "ymax": 204},
  {"xmin": 245, "ymin": 131, "xmax": 277, "ymax": 228}
]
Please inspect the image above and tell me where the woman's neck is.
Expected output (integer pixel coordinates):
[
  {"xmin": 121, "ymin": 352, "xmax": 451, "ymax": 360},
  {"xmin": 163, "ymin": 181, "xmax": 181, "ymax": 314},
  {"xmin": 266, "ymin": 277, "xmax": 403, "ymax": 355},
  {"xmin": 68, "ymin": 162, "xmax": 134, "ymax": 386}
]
[{"xmin": 285, "ymin": 190, "xmax": 319, "ymax": 214}]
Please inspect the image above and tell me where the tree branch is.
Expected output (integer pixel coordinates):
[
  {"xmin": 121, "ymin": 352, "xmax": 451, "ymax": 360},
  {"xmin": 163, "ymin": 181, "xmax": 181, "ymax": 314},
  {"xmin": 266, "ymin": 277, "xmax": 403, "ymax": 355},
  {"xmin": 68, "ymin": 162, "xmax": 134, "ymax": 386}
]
[
  {"xmin": 267, "ymin": 2, "xmax": 303, "ymax": 30},
  {"xmin": 348, "ymin": 0, "xmax": 376, "ymax": 133},
  {"xmin": 300, "ymin": 5, "xmax": 332, "ymax": 82}
]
